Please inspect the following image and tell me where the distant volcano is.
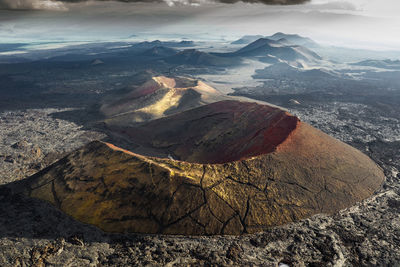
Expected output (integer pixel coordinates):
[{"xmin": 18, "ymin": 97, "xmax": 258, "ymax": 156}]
[
  {"xmin": 231, "ymin": 38, "xmax": 321, "ymax": 62},
  {"xmin": 100, "ymin": 76, "xmax": 228, "ymax": 124}
]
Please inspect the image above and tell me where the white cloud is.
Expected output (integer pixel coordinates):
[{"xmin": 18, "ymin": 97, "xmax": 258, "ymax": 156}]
[
  {"xmin": 311, "ymin": 0, "xmax": 400, "ymax": 18},
  {"xmin": 163, "ymin": 0, "xmax": 213, "ymax": 7}
]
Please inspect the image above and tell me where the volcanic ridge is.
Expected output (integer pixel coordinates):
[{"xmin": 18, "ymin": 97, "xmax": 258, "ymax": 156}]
[
  {"xmin": 100, "ymin": 76, "xmax": 227, "ymax": 125},
  {"xmin": 7, "ymin": 77, "xmax": 385, "ymax": 236}
]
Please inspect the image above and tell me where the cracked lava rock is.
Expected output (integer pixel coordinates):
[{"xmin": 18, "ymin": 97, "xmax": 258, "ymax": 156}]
[{"xmin": 6, "ymin": 100, "xmax": 384, "ymax": 235}]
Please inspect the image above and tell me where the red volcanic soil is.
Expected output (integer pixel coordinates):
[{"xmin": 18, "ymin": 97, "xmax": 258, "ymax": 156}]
[
  {"xmin": 108, "ymin": 100, "xmax": 300, "ymax": 164},
  {"xmin": 127, "ymin": 79, "xmax": 163, "ymax": 99}
]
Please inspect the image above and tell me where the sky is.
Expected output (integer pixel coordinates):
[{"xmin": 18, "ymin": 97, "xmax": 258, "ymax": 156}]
[{"xmin": 0, "ymin": 0, "xmax": 399, "ymax": 50}]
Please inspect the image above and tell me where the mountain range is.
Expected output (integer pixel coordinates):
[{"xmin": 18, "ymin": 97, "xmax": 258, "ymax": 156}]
[{"xmin": 231, "ymin": 32, "xmax": 319, "ymax": 48}]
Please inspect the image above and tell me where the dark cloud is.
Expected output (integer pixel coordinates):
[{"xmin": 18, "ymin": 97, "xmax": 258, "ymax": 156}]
[
  {"xmin": 221, "ymin": 0, "xmax": 310, "ymax": 4},
  {"xmin": 0, "ymin": 0, "xmax": 310, "ymax": 10},
  {"xmin": 60, "ymin": 0, "xmax": 311, "ymax": 4},
  {"xmin": 0, "ymin": 0, "xmax": 68, "ymax": 10}
]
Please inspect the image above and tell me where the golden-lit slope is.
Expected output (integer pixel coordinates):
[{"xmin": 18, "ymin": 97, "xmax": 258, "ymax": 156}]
[
  {"xmin": 100, "ymin": 76, "xmax": 227, "ymax": 124},
  {"xmin": 10, "ymin": 101, "xmax": 384, "ymax": 235}
]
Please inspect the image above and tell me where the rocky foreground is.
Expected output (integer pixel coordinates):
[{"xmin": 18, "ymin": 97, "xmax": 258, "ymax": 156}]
[{"xmin": 0, "ymin": 106, "xmax": 399, "ymax": 266}]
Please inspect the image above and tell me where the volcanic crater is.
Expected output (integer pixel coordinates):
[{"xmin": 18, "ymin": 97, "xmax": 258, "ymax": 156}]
[
  {"xmin": 110, "ymin": 100, "xmax": 299, "ymax": 164},
  {"xmin": 6, "ymin": 78, "xmax": 385, "ymax": 235}
]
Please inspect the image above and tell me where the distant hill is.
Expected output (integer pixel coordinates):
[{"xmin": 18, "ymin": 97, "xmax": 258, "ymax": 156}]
[
  {"xmin": 131, "ymin": 40, "xmax": 164, "ymax": 50},
  {"xmin": 229, "ymin": 38, "xmax": 322, "ymax": 63},
  {"xmin": 175, "ymin": 40, "xmax": 195, "ymax": 47},
  {"xmin": 231, "ymin": 33, "xmax": 318, "ymax": 47},
  {"xmin": 140, "ymin": 46, "xmax": 178, "ymax": 58},
  {"xmin": 274, "ymin": 38, "xmax": 292, "ymax": 46},
  {"xmin": 164, "ymin": 49, "xmax": 241, "ymax": 67},
  {"xmin": 0, "ymin": 43, "xmax": 27, "ymax": 53},
  {"xmin": 253, "ymin": 62, "xmax": 337, "ymax": 80},
  {"xmin": 351, "ymin": 59, "xmax": 400, "ymax": 70},
  {"xmin": 231, "ymin": 35, "xmax": 264, "ymax": 45},
  {"xmin": 90, "ymin": 59, "xmax": 104, "ymax": 65},
  {"xmin": 267, "ymin": 32, "xmax": 319, "ymax": 47},
  {"xmin": 131, "ymin": 40, "xmax": 194, "ymax": 50},
  {"xmin": 232, "ymin": 38, "xmax": 282, "ymax": 56}
]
